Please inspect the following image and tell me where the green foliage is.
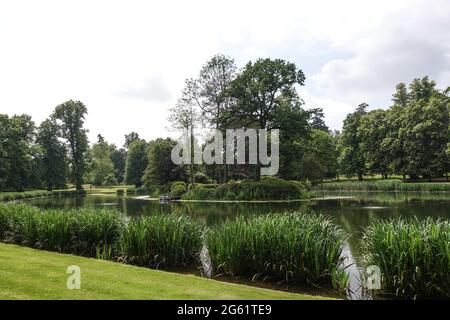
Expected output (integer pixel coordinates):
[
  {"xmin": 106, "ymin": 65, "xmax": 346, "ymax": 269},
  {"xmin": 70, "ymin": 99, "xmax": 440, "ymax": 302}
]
[
  {"xmin": 110, "ymin": 147, "xmax": 126, "ymax": 184},
  {"xmin": 225, "ymin": 59, "xmax": 306, "ymax": 180},
  {"xmin": 89, "ymin": 135, "xmax": 116, "ymax": 186},
  {"xmin": 338, "ymin": 103, "xmax": 367, "ymax": 180},
  {"xmin": 206, "ymin": 213, "xmax": 346, "ymax": 287},
  {"xmin": 36, "ymin": 119, "xmax": 67, "ymax": 190},
  {"xmin": 315, "ymin": 179, "xmax": 450, "ymax": 192},
  {"xmin": 182, "ymin": 178, "xmax": 310, "ymax": 200},
  {"xmin": 52, "ymin": 100, "xmax": 89, "ymax": 190},
  {"xmin": 301, "ymin": 130, "xmax": 338, "ymax": 181},
  {"xmin": 0, "ymin": 203, "xmax": 124, "ymax": 257},
  {"xmin": 0, "ymin": 114, "xmax": 35, "ymax": 191},
  {"xmin": 170, "ymin": 181, "xmax": 187, "ymax": 198},
  {"xmin": 194, "ymin": 172, "xmax": 209, "ymax": 184},
  {"xmin": 125, "ymin": 139, "xmax": 149, "ymax": 187},
  {"xmin": 142, "ymin": 138, "xmax": 184, "ymax": 189},
  {"xmin": 339, "ymin": 77, "xmax": 449, "ymax": 180},
  {"xmin": 0, "ymin": 190, "xmax": 53, "ymax": 202},
  {"xmin": 102, "ymin": 173, "xmax": 118, "ymax": 186},
  {"xmin": 362, "ymin": 218, "xmax": 450, "ymax": 299},
  {"xmin": 119, "ymin": 215, "xmax": 203, "ymax": 268}
]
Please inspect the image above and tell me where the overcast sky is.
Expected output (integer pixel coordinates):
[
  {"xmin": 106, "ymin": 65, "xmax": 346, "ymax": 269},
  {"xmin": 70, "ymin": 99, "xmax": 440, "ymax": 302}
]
[{"xmin": 1, "ymin": 0, "xmax": 449, "ymax": 146}]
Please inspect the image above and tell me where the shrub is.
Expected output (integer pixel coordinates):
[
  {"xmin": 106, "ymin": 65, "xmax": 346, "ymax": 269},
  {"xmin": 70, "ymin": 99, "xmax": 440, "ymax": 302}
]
[
  {"xmin": 194, "ymin": 172, "xmax": 210, "ymax": 184},
  {"xmin": 362, "ymin": 217, "xmax": 450, "ymax": 299},
  {"xmin": 170, "ymin": 182, "xmax": 187, "ymax": 198},
  {"xmin": 206, "ymin": 213, "xmax": 346, "ymax": 287},
  {"xmin": 119, "ymin": 214, "xmax": 203, "ymax": 268},
  {"xmin": 182, "ymin": 178, "xmax": 310, "ymax": 201}
]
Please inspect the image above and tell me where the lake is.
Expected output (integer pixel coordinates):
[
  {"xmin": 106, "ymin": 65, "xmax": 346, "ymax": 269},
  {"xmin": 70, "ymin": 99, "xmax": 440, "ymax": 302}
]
[{"xmin": 23, "ymin": 190, "xmax": 450, "ymax": 264}]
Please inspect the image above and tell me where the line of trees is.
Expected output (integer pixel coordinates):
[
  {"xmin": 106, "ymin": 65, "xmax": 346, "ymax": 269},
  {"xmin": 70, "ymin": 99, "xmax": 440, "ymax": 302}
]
[
  {"xmin": 338, "ymin": 77, "xmax": 449, "ymax": 180},
  {"xmin": 1, "ymin": 57, "xmax": 448, "ymax": 193}
]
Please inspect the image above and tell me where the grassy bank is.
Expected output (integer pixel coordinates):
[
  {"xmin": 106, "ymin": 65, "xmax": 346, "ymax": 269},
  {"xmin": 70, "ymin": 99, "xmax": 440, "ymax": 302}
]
[
  {"xmin": 0, "ymin": 243, "xmax": 325, "ymax": 300},
  {"xmin": 315, "ymin": 179, "xmax": 450, "ymax": 192},
  {"xmin": 182, "ymin": 178, "xmax": 311, "ymax": 201},
  {"xmin": 362, "ymin": 218, "xmax": 450, "ymax": 299},
  {"xmin": 0, "ymin": 203, "xmax": 346, "ymax": 293}
]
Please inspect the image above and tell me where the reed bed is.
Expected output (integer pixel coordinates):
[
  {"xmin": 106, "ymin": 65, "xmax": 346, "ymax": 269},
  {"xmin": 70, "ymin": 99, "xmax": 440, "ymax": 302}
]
[
  {"xmin": 0, "ymin": 191, "xmax": 53, "ymax": 202},
  {"xmin": 119, "ymin": 214, "xmax": 203, "ymax": 268},
  {"xmin": 205, "ymin": 213, "xmax": 347, "ymax": 287},
  {"xmin": 362, "ymin": 217, "xmax": 450, "ymax": 299},
  {"xmin": 0, "ymin": 203, "xmax": 124, "ymax": 257},
  {"xmin": 0, "ymin": 190, "xmax": 88, "ymax": 202},
  {"xmin": 315, "ymin": 179, "xmax": 450, "ymax": 192}
]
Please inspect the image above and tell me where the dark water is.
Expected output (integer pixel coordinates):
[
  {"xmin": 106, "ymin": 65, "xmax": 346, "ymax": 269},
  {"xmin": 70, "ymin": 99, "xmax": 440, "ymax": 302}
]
[{"xmin": 23, "ymin": 191, "xmax": 450, "ymax": 262}]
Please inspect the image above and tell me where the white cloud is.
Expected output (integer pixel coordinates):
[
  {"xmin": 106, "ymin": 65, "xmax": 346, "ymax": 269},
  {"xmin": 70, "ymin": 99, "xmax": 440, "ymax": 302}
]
[{"xmin": 0, "ymin": 0, "xmax": 448, "ymax": 143}]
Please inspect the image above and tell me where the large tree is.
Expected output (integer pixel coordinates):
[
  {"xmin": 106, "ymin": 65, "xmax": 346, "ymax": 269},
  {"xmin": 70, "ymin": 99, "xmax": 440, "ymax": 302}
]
[
  {"xmin": 168, "ymin": 85, "xmax": 201, "ymax": 187},
  {"xmin": 52, "ymin": 100, "xmax": 89, "ymax": 190},
  {"xmin": 0, "ymin": 114, "xmax": 10, "ymax": 190},
  {"xmin": 358, "ymin": 109, "xmax": 390, "ymax": 177},
  {"xmin": 196, "ymin": 54, "xmax": 237, "ymax": 183},
  {"xmin": 143, "ymin": 138, "xmax": 184, "ymax": 189},
  {"xmin": 90, "ymin": 135, "xmax": 116, "ymax": 186},
  {"xmin": 4, "ymin": 114, "xmax": 35, "ymax": 191},
  {"xmin": 338, "ymin": 103, "xmax": 368, "ymax": 180},
  {"xmin": 110, "ymin": 147, "xmax": 126, "ymax": 184},
  {"xmin": 125, "ymin": 139, "xmax": 149, "ymax": 187},
  {"xmin": 226, "ymin": 58, "xmax": 306, "ymax": 179},
  {"xmin": 36, "ymin": 119, "xmax": 67, "ymax": 190},
  {"xmin": 124, "ymin": 132, "xmax": 140, "ymax": 150}
]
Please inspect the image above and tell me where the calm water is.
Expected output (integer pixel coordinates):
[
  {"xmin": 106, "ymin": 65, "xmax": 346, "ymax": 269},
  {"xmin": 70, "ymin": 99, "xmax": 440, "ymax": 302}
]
[{"xmin": 23, "ymin": 191, "xmax": 450, "ymax": 262}]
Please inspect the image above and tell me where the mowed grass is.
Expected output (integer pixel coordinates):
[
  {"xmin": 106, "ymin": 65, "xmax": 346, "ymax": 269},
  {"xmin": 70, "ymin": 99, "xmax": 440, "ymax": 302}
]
[{"xmin": 0, "ymin": 243, "xmax": 328, "ymax": 300}]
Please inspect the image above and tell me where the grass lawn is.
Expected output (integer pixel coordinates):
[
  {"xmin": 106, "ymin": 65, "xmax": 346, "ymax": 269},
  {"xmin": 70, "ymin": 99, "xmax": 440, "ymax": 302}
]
[{"xmin": 0, "ymin": 243, "xmax": 327, "ymax": 300}]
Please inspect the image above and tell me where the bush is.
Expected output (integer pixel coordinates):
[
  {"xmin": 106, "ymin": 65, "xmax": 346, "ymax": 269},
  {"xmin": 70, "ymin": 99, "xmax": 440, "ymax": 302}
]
[
  {"xmin": 206, "ymin": 213, "xmax": 346, "ymax": 286},
  {"xmin": 182, "ymin": 178, "xmax": 310, "ymax": 201},
  {"xmin": 362, "ymin": 217, "xmax": 450, "ymax": 299},
  {"xmin": 170, "ymin": 182, "xmax": 187, "ymax": 198},
  {"xmin": 194, "ymin": 172, "xmax": 210, "ymax": 184},
  {"xmin": 119, "ymin": 214, "xmax": 203, "ymax": 268}
]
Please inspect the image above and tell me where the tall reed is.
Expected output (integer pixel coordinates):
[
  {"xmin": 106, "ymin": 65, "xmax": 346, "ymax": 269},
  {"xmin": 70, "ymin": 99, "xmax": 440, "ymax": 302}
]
[
  {"xmin": 316, "ymin": 179, "xmax": 450, "ymax": 192},
  {"xmin": 205, "ymin": 213, "xmax": 346, "ymax": 287},
  {"xmin": 362, "ymin": 217, "xmax": 450, "ymax": 299},
  {"xmin": 0, "ymin": 203, "xmax": 125, "ymax": 257},
  {"xmin": 119, "ymin": 214, "xmax": 203, "ymax": 268}
]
